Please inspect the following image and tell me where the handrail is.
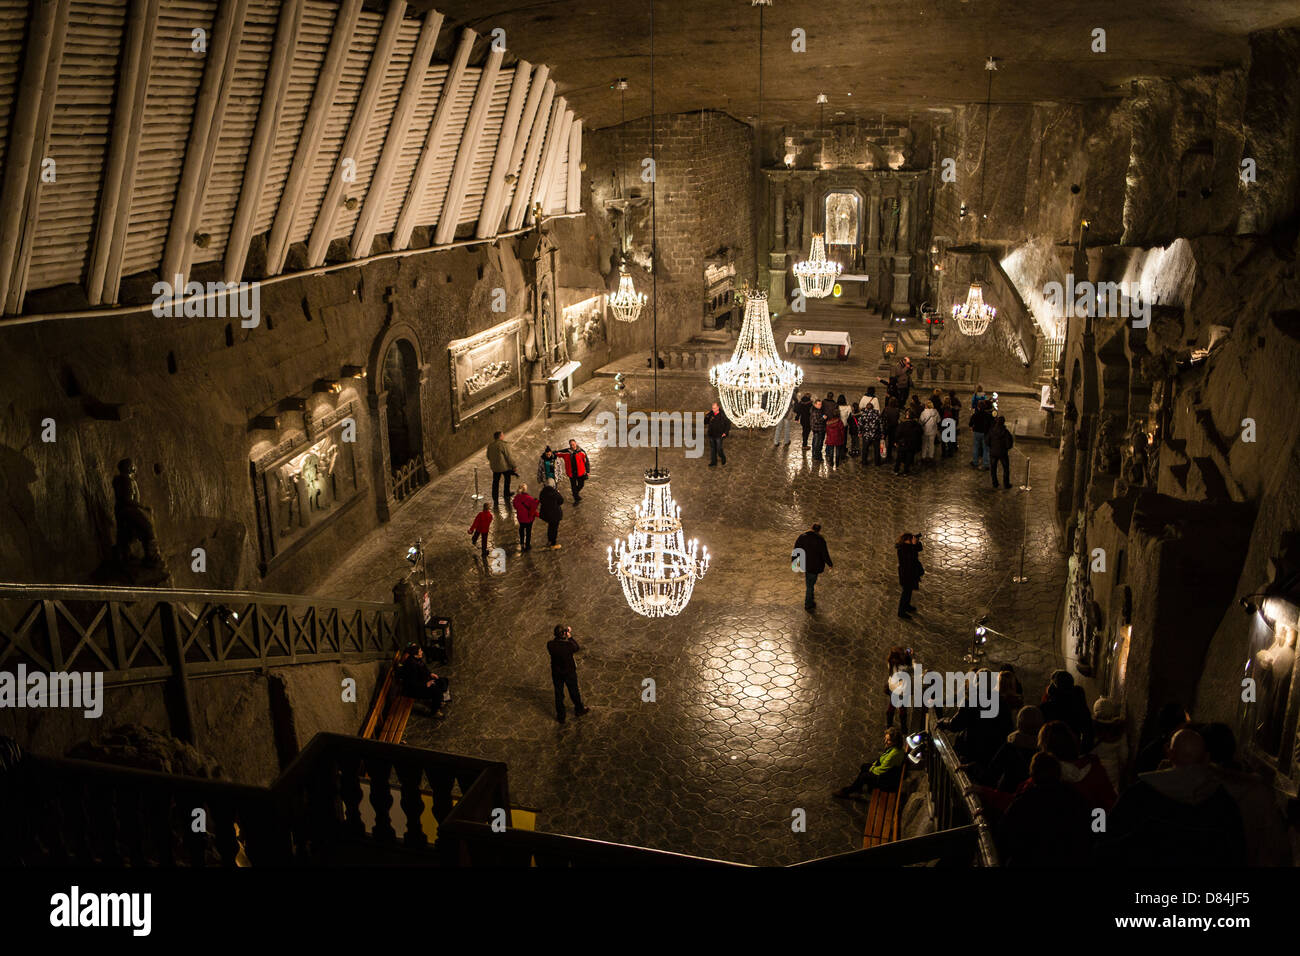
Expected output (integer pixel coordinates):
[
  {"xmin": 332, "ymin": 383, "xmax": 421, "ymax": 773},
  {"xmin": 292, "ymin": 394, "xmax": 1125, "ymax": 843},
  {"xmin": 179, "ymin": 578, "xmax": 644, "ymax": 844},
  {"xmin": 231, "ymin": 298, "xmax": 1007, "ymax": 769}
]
[
  {"xmin": 791, "ymin": 825, "xmax": 980, "ymax": 867},
  {"xmin": 0, "ymin": 582, "xmax": 393, "ymax": 612},
  {"xmin": 926, "ymin": 712, "xmax": 1000, "ymax": 866}
]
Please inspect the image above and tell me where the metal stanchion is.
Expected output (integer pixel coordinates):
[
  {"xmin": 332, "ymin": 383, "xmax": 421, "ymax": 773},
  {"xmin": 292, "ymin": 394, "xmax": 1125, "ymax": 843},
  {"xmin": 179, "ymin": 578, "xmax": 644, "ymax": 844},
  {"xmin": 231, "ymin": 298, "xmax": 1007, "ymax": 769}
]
[
  {"xmin": 1019, "ymin": 457, "xmax": 1032, "ymax": 491},
  {"xmin": 1012, "ymin": 464, "xmax": 1029, "ymax": 582},
  {"xmin": 471, "ymin": 466, "xmax": 484, "ymax": 501}
]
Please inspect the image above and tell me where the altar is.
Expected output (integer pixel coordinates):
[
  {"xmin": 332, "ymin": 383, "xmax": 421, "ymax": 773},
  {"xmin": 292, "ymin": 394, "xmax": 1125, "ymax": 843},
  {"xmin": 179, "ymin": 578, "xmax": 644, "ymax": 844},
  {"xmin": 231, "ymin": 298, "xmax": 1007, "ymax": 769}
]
[{"xmin": 784, "ymin": 329, "xmax": 852, "ymax": 360}]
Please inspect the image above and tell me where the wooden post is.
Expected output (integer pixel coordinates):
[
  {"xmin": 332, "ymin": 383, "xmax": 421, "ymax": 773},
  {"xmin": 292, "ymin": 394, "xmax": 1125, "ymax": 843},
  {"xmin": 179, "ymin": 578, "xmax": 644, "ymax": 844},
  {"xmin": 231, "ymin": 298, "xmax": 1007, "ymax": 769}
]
[
  {"xmin": 161, "ymin": 602, "xmax": 197, "ymax": 745},
  {"xmin": 87, "ymin": 0, "xmax": 160, "ymax": 305},
  {"xmin": 223, "ymin": 0, "xmax": 304, "ymax": 284},
  {"xmin": 350, "ymin": 10, "xmax": 444, "ymax": 259},
  {"xmin": 391, "ymin": 28, "xmax": 476, "ymax": 252},
  {"xmin": 529, "ymin": 101, "xmax": 570, "ymax": 223},
  {"xmin": 264, "ymin": 0, "xmax": 364, "ymax": 275},
  {"xmin": 476, "ymin": 60, "xmax": 532, "ymax": 239},
  {"xmin": 305, "ymin": 0, "xmax": 407, "ymax": 267},
  {"xmin": 490, "ymin": 64, "xmax": 547, "ymax": 236},
  {"xmin": 566, "ymin": 118, "xmax": 583, "ymax": 213},
  {"xmin": 506, "ymin": 80, "xmax": 555, "ymax": 231},
  {"xmin": 160, "ymin": 0, "xmax": 250, "ymax": 287},
  {"xmin": 0, "ymin": 0, "xmax": 72, "ymax": 314},
  {"xmin": 434, "ymin": 46, "xmax": 503, "ymax": 244}
]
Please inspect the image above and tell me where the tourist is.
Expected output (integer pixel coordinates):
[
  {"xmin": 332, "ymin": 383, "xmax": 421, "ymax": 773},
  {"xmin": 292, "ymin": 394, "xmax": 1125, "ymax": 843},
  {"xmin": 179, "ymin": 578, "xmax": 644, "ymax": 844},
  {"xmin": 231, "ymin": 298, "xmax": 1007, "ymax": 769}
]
[
  {"xmin": 833, "ymin": 727, "xmax": 905, "ymax": 798},
  {"xmin": 824, "ymin": 406, "xmax": 846, "ymax": 466},
  {"xmin": 971, "ymin": 382, "xmax": 988, "ymax": 412},
  {"xmin": 987, "ymin": 414, "xmax": 1014, "ymax": 488},
  {"xmin": 772, "ymin": 387, "xmax": 795, "ymax": 446},
  {"xmin": 810, "ymin": 398, "xmax": 828, "ymax": 461},
  {"xmin": 969, "ymin": 398, "xmax": 993, "ymax": 469},
  {"xmin": 536, "ymin": 445, "xmax": 560, "ymax": 485},
  {"xmin": 980, "ymin": 705, "xmax": 1046, "ymax": 794},
  {"xmin": 848, "ymin": 402, "xmax": 861, "ymax": 457},
  {"xmin": 1134, "ymin": 701, "xmax": 1190, "ymax": 774},
  {"xmin": 705, "ymin": 401, "xmax": 731, "ymax": 467},
  {"xmin": 546, "ymin": 624, "xmax": 589, "ymax": 724},
  {"xmin": 893, "ymin": 410, "xmax": 922, "ymax": 475},
  {"xmin": 881, "ymin": 396, "xmax": 900, "ymax": 462},
  {"xmin": 1089, "ymin": 697, "xmax": 1129, "ymax": 793},
  {"xmin": 511, "ymin": 483, "xmax": 540, "ymax": 552},
  {"xmin": 557, "ymin": 438, "xmax": 590, "ymax": 504},
  {"xmin": 1033, "ymin": 720, "xmax": 1115, "ymax": 811},
  {"xmin": 1203, "ymin": 722, "xmax": 1291, "ymax": 865},
  {"xmin": 795, "ymin": 392, "xmax": 814, "ymax": 448},
  {"xmin": 468, "ymin": 503, "xmax": 492, "ymax": 556},
  {"xmin": 894, "ymin": 356, "xmax": 914, "ymax": 406},
  {"xmin": 1102, "ymin": 728, "xmax": 1247, "ymax": 866},
  {"xmin": 1039, "ymin": 670, "xmax": 1093, "ymax": 751},
  {"xmin": 794, "ymin": 522, "xmax": 833, "ymax": 611},
  {"xmin": 859, "ymin": 385, "xmax": 880, "ymax": 413},
  {"xmin": 837, "ymin": 393, "xmax": 851, "ymax": 427},
  {"xmin": 895, "ymin": 532, "xmax": 923, "ymax": 619},
  {"xmin": 885, "ymin": 646, "xmax": 914, "ymax": 735},
  {"xmin": 920, "ymin": 398, "xmax": 941, "ymax": 463},
  {"xmin": 996, "ymin": 753, "xmax": 1092, "ymax": 866},
  {"xmin": 539, "ymin": 478, "xmax": 563, "ymax": 549},
  {"xmin": 487, "ymin": 430, "xmax": 517, "ymax": 507},
  {"xmin": 940, "ymin": 393, "xmax": 959, "ymax": 458},
  {"xmin": 398, "ymin": 643, "xmax": 450, "ymax": 717},
  {"xmin": 857, "ymin": 399, "xmax": 884, "ymax": 466}
]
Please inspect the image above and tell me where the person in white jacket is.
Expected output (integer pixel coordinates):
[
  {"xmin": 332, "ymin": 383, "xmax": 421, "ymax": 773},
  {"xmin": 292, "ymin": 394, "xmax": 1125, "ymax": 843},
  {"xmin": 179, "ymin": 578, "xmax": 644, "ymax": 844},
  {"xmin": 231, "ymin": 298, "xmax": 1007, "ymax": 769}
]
[
  {"xmin": 1089, "ymin": 696, "xmax": 1130, "ymax": 793},
  {"xmin": 919, "ymin": 399, "xmax": 941, "ymax": 462},
  {"xmin": 859, "ymin": 387, "xmax": 880, "ymax": 412}
]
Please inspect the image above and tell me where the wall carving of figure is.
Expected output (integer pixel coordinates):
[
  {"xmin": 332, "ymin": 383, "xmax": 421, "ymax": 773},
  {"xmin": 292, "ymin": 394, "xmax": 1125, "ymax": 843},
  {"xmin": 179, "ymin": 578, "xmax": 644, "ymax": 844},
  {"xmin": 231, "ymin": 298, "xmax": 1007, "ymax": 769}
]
[
  {"xmin": 785, "ymin": 195, "xmax": 802, "ymax": 252},
  {"xmin": 112, "ymin": 458, "xmax": 164, "ymax": 568},
  {"xmin": 1117, "ymin": 419, "xmax": 1151, "ymax": 495},
  {"xmin": 1092, "ymin": 412, "xmax": 1121, "ymax": 476},
  {"xmin": 881, "ymin": 197, "xmax": 899, "ymax": 252}
]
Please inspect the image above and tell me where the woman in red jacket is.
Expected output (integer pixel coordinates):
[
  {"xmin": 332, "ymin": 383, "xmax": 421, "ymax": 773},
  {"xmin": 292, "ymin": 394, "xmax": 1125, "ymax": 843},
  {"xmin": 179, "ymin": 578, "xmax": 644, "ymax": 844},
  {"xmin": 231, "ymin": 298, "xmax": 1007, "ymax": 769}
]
[
  {"xmin": 511, "ymin": 484, "xmax": 540, "ymax": 552},
  {"xmin": 824, "ymin": 412, "xmax": 846, "ymax": 467},
  {"xmin": 468, "ymin": 504, "xmax": 492, "ymax": 556}
]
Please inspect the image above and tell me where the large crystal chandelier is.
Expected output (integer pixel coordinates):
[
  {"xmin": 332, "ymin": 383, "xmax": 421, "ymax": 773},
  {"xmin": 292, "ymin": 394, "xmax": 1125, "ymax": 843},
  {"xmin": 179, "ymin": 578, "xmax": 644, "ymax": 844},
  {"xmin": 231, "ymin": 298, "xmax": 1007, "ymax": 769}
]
[
  {"xmin": 608, "ymin": 0, "xmax": 708, "ymax": 618},
  {"xmin": 952, "ymin": 280, "xmax": 996, "ymax": 335},
  {"xmin": 953, "ymin": 56, "xmax": 999, "ymax": 337},
  {"xmin": 609, "ymin": 267, "xmax": 645, "ymax": 322},
  {"xmin": 608, "ymin": 469, "xmax": 709, "ymax": 617},
  {"xmin": 793, "ymin": 233, "xmax": 841, "ymax": 298},
  {"xmin": 709, "ymin": 291, "xmax": 803, "ymax": 427}
]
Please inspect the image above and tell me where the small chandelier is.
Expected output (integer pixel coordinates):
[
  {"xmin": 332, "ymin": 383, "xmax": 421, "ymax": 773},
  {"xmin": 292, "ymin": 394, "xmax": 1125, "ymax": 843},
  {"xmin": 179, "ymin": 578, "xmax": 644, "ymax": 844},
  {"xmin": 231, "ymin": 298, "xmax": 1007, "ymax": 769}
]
[
  {"xmin": 608, "ymin": 469, "xmax": 709, "ymax": 617},
  {"xmin": 793, "ymin": 233, "xmax": 841, "ymax": 299},
  {"xmin": 608, "ymin": 265, "xmax": 645, "ymax": 322},
  {"xmin": 709, "ymin": 290, "xmax": 803, "ymax": 427},
  {"xmin": 952, "ymin": 280, "xmax": 996, "ymax": 336}
]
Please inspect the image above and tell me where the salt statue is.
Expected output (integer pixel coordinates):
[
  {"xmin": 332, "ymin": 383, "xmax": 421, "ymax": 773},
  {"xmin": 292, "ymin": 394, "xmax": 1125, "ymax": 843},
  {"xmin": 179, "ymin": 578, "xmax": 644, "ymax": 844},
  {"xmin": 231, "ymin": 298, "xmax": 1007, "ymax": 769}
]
[{"xmin": 112, "ymin": 458, "xmax": 164, "ymax": 567}]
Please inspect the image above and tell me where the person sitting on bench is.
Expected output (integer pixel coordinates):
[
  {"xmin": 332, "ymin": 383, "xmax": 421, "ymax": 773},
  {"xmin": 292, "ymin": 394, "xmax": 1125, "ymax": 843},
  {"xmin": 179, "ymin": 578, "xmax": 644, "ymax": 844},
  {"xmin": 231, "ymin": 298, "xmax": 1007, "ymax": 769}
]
[
  {"xmin": 398, "ymin": 643, "xmax": 450, "ymax": 716},
  {"xmin": 834, "ymin": 727, "xmax": 905, "ymax": 798}
]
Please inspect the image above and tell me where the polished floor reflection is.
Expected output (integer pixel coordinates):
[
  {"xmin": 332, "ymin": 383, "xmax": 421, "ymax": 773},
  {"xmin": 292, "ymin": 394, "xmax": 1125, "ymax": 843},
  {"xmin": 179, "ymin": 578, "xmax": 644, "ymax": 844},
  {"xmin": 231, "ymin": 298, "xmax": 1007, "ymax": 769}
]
[{"xmin": 317, "ymin": 378, "xmax": 1066, "ymax": 864}]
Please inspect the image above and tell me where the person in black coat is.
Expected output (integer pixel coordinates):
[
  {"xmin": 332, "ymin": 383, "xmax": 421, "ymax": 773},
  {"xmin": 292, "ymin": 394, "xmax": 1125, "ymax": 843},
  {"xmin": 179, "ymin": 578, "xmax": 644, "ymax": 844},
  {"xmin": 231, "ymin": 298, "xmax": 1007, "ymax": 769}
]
[
  {"xmin": 546, "ymin": 624, "xmax": 588, "ymax": 723},
  {"xmin": 539, "ymin": 478, "xmax": 564, "ymax": 549},
  {"xmin": 794, "ymin": 393, "xmax": 813, "ymax": 448},
  {"xmin": 705, "ymin": 402, "xmax": 731, "ymax": 467},
  {"xmin": 987, "ymin": 415, "xmax": 1015, "ymax": 488},
  {"xmin": 893, "ymin": 412, "xmax": 922, "ymax": 475},
  {"xmin": 397, "ymin": 643, "xmax": 449, "ymax": 716},
  {"xmin": 895, "ymin": 532, "xmax": 923, "ymax": 618},
  {"xmin": 996, "ymin": 753, "xmax": 1093, "ymax": 866},
  {"xmin": 1039, "ymin": 670, "xmax": 1094, "ymax": 751},
  {"xmin": 794, "ymin": 523, "xmax": 833, "ymax": 611}
]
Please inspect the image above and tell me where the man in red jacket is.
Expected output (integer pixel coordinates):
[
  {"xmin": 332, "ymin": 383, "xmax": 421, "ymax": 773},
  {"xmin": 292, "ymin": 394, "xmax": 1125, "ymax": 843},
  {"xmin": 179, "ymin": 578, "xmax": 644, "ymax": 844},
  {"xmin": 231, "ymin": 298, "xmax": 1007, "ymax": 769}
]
[
  {"xmin": 511, "ymin": 484, "xmax": 540, "ymax": 552},
  {"xmin": 468, "ymin": 503, "xmax": 492, "ymax": 556},
  {"xmin": 556, "ymin": 438, "xmax": 590, "ymax": 504}
]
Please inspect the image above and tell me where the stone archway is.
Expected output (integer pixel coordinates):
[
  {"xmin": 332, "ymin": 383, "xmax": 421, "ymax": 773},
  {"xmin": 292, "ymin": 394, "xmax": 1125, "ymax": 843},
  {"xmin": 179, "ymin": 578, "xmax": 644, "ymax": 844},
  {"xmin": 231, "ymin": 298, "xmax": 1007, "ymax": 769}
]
[{"xmin": 368, "ymin": 323, "xmax": 436, "ymax": 521}]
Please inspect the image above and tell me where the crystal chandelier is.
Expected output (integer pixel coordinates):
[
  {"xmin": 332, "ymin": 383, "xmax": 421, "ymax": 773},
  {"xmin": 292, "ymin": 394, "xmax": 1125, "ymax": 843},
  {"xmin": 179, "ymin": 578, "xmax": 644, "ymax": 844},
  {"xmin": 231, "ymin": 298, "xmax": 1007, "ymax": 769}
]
[
  {"xmin": 609, "ymin": 266, "xmax": 645, "ymax": 322},
  {"xmin": 952, "ymin": 280, "xmax": 996, "ymax": 335},
  {"xmin": 953, "ymin": 56, "xmax": 999, "ymax": 337},
  {"xmin": 709, "ymin": 291, "xmax": 804, "ymax": 427},
  {"xmin": 608, "ymin": 469, "xmax": 710, "ymax": 617},
  {"xmin": 793, "ymin": 233, "xmax": 841, "ymax": 298}
]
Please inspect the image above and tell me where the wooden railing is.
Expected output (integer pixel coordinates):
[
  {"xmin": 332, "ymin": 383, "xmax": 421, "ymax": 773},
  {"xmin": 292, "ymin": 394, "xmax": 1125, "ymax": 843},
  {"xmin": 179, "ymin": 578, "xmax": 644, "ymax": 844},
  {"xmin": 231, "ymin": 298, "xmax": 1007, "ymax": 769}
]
[
  {"xmin": 791, "ymin": 825, "xmax": 980, "ymax": 867},
  {"xmin": 925, "ymin": 714, "xmax": 1000, "ymax": 866},
  {"xmin": 0, "ymin": 583, "xmax": 403, "ymax": 684}
]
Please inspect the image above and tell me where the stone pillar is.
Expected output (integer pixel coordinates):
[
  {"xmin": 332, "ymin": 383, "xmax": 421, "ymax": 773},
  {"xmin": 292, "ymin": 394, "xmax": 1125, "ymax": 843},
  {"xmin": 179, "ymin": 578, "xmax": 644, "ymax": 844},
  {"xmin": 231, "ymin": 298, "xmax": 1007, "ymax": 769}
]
[
  {"xmin": 803, "ymin": 176, "xmax": 816, "ymax": 251},
  {"xmin": 369, "ymin": 390, "xmax": 393, "ymax": 522},
  {"xmin": 773, "ymin": 183, "xmax": 785, "ymax": 250},
  {"xmin": 865, "ymin": 181, "xmax": 882, "ymax": 303},
  {"xmin": 416, "ymin": 362, "xmax": 436, "ymax": 479},
  {"xmin": 892, "ymin": 184, "xmax": 913, "ymax": 313},
  {"xmin": 769, "ymin": 252, "xmax": 788, "ymax": 311}
]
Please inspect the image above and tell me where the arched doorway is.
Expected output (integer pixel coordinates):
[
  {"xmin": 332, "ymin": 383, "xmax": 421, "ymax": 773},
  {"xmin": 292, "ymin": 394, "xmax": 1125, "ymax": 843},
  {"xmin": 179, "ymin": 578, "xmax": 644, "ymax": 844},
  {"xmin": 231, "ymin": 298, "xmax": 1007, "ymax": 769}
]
[{"xmin": 383, "ymin": 339, "xmax": 423, "ymax": 479}]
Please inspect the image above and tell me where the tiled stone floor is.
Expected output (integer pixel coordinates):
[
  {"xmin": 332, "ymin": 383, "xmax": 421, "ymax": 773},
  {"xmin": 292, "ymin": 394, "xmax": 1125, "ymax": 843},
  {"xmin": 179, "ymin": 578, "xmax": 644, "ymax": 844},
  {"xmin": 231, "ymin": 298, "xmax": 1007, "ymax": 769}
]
[{"xmin": 315, "ymin": 378, "xmax": 1067, "ymax": 865}]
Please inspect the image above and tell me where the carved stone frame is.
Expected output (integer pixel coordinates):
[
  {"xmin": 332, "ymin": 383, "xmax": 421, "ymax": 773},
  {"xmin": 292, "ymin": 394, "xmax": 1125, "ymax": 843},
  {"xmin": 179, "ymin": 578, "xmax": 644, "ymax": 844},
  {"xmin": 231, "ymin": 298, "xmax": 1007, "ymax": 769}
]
[
  {"xmin": 447, "ymin": 317, "xmax": 525, "ymax": 431},
  {"xmin": 368, "ymin": 322, "xmax": 436, "ymax": 522}
]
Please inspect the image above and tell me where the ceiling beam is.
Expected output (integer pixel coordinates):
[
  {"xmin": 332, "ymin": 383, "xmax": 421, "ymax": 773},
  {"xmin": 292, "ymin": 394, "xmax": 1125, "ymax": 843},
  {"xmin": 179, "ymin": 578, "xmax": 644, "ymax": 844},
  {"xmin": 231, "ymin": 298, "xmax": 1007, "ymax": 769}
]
[
  {"xmin": 160, "ymin": 0, "xmax": 250, "ymax": 287},
  {"xmin": 87, "ymin": 0, "xmax": 159, "ymax": 305},
  {"xmin": 391, "ymin": 27, "xmax": 476, "ymax": 252},
  {"xmin": 264, "ymin": 0, "xmax": 364, "ymax": 276},
  {"xmin": 350, "ymin": 9, "xmax": 444, "ymax": 260},
  {"xmin": 475, "ymin": 59, "xmax": 531, "ymax": 240},
  {"xmin": 566, "ymin": 118, "xmax": 583, "ymax": 213},
  {"xmin": 306, "ymin": 0, "xmax": 407, "ymax": 268},
  {"xmin": 527, "ymin": 98, "xmax": 569, "ymax": 227},
  {"xmin": 434, "ymin": 45, "xmax": 503, "ymax": 245},
  {"xmin": 506, "ymin": 79, "xmax": 555, "ymax": 231},
  {"xmin": 488, "ymin": 63, "xmax": 547, "ymax": 237},
  {"xmin": 223, "ymin": 0, "xmax": 303, "ymax": 285},
  {"xmin": 0, "ymin": 0, "xmax": 72, "ymax": 314}
]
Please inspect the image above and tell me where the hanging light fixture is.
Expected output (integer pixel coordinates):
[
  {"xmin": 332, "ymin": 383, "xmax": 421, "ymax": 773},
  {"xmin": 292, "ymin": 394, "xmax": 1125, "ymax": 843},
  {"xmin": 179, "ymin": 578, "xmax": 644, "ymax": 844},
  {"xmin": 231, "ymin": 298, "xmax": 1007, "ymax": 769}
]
[
  {"xmin": 952, "ymin": 56, "xmax": 998, "ymax": 337},
  {"xmin": 608, "ymin": 78, "xmax": 645, "ymax": 323},
  {"xmin": 608, "ymin": 0, "xmax": 708, "ymax": 618},
  {"xmin": 793, "ymin": 93, "xmax": 841, "ymax": 299},
  {"xmin": 709, "ymin": 0, "xmax": 802, "ymax": 428}
]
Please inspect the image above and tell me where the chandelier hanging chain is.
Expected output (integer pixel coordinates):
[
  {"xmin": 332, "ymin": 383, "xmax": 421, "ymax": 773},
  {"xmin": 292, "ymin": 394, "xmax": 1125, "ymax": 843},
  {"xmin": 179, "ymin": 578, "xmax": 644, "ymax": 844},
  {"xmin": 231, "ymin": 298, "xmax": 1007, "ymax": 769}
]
[
  {"xmin": 975, "ymin": 60, "xmax": 994, "ymax": 268},
  {"xmin": 650, "ymin": 0, "xmax": 659, "ymax": 469},
  {"xmin": 754, "ymin": 0, "xmax": 764, "ymax": 281}
]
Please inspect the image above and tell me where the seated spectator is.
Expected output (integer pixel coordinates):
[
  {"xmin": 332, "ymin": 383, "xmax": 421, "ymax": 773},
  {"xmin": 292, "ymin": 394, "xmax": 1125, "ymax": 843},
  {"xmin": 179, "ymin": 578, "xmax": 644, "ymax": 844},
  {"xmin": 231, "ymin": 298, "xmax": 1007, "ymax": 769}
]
[
  {"xmin": 1089, "ymin": 696, "xmax": 1129, "ymax": 793},
  {"xmin": 1031, "ymin": 720, "xmax": 1116, "ymax": 812},
  {"xmin": 1202, "ymin": 722, "xmax": 1290, "ymax": 866},
  {"xmin": 397, "ymin": 643, "xmax": 450, "ymax": 717},
  {"xmin": 1133, "ymin": 701, "xmax": 1190, "ymax": 775},
  {"xmin": 833, "ymin": 727, "xmax": 905, "ymax": 798},
  {"xmin": 1040, "ymin": 670, "xmax": 1093, "ymax": 751},
  {"xmin": 996, "ymin": 753, "xmax": 1093, "ymax": 866},
  {"xmin": 1102, "ymin": 728, "xmax": 1247, "ymax": 867},
  {"xmin": 982, "ymin": 705, "xmax": 1045, "ymax": 794}
]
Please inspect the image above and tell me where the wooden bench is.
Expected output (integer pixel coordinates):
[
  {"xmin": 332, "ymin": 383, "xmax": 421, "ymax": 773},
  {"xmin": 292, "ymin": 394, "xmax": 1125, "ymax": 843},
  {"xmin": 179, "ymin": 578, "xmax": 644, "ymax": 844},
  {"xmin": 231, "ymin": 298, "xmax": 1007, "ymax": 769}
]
[
  {"xmin": 862, "ymin": 760, "xmax": 907, "ymax": 849},
  {"xmin": 361, "ymin": 651, "xmax": 415, "ymax": 744}
]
